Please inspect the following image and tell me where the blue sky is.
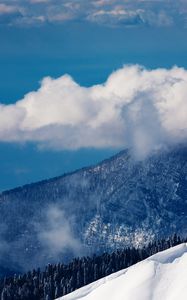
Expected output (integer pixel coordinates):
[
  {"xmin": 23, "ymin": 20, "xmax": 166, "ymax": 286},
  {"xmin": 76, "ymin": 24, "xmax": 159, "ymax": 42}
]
[{"xmin": 0, "ymin": 0, "xmax": 187, "ymax": 191}]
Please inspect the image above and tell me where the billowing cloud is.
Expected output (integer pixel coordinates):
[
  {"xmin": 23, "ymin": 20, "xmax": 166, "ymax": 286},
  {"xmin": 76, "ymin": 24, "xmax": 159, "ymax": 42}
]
[
  {"xmin": 0, "ymin": 65, "xmax": 187, "ymax": 158},
  {"xmin": 0, "ymin": 0, "xmax": 186, "ymax": 27}
]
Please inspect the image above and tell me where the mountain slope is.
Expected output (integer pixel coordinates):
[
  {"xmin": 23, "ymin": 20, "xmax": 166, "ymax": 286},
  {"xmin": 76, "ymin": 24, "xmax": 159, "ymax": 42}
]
[
  {"xmin": 0, "ymin": 146, "xmax": 186, "ymax": 272},
  {"xmin": 58, "ymin": 243, "xmax": 187, "ymax": 300}
]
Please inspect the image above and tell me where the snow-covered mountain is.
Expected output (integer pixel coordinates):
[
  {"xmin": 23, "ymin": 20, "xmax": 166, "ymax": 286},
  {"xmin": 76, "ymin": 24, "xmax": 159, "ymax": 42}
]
[
  {"xmin": 0, "ymin": 146, "xmax": 186, "ymax": 273},
  {"xmin": 58, "ymin": 243, "xmax": 187, "ymax": 300}
]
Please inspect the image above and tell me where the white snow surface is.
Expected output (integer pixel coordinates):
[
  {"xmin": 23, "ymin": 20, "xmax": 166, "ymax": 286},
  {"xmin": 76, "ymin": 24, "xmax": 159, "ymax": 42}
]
[{"xmin": 57, "ymin": 243, "xmax": 187, "ymax": 300}]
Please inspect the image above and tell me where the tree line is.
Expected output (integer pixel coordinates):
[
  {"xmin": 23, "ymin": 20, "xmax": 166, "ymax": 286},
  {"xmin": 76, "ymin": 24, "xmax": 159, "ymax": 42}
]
[{"xmin": 0, "ymin": 234, "xmax": 185, "ymax": 300}]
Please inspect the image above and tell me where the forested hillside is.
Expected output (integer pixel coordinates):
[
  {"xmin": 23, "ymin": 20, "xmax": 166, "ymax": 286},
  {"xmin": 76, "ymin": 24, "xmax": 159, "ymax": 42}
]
[
  {"xmin": 0, "ymin": 235, "xmax": 185, "ymax": 300},
  {"xmin": 0, "ymin": 146, "xmax": 186, "ymax": 274}
]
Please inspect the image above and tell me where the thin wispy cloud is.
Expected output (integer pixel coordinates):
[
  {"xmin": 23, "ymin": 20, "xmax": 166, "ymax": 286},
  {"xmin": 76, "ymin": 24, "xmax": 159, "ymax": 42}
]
[
  {"xmin": 0, "ymin": 0, "xmax": 186, "ymax": 27},
  {"xmin": 0, "ymin": 65, "xmax": 187, "ymax": 158},
  {"xmin": 0, "ymin": 3, "xmax": 23, "ymax": 24},
  {"xmin": 36, "ymin": 205, "xmax": 83, "ymax": 258},
  {"xmin": 0, "ymin": 4, "xmax": 18, "ymax": 14},
  {"xmin": 87, "ymin": 8, "xmax": 144, "ymax": 27},
  {"xmin": 30, "ymin": 0, "xmax": 50, "ymax": 3}
]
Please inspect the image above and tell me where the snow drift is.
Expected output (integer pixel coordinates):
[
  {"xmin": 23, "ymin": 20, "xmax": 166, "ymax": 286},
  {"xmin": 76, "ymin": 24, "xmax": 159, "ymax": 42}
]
[{"xmin": 58, "ymin": 243, "xmax": 187, "ymax": 300}]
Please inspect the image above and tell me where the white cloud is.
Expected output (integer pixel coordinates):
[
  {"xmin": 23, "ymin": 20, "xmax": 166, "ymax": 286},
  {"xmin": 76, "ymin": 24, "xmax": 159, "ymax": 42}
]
[
  {"xmin": 30, "ymin": 0, "xmax": 50, "ymax": 3},
  {"xmin": 0, "ymin": 3, "xmax": 25, "ymax": 25},
  {"xmin": 1, "ymin": 65, "xmax": 187, "ymax": 158},
  {"xmin": 0, "ymin": 4, "xmax": 18, "ymax": 14},
  {"xmin": 0, "ymin": 0, "xmax": 185, "ymax": 27},
  {"xmin": 93, "ymin": 0, "xmax": 115, "ymax": 7},
  {"xmin": 140, "ymin": 10, "xmax": 173, "ymax": 27},
  {"xmin": 37, "ymin": 206, "xmax": 82, "ymax": 256},
  {"xmin": 87, "ymin": 7, "xmax": 144, "ymax": 27}
]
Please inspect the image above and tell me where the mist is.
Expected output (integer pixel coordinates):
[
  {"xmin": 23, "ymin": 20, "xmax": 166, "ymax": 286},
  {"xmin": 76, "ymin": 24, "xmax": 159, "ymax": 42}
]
[{"xmin": 36, "ymin": 205, "xmax": 83, "ymax": 259}]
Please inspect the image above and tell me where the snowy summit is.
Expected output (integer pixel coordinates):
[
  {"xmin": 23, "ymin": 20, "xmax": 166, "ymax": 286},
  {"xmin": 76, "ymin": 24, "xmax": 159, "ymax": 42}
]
[{"xmin": 57, "ymin": 243, "xmax": 187, "ymax": 300}]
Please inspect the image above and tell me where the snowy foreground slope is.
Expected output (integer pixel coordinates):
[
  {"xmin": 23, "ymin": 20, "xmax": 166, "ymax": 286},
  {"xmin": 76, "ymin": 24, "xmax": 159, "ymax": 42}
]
[{"xmin": 57, "ymin": 244, "xmax": 187, "ymax": 300}]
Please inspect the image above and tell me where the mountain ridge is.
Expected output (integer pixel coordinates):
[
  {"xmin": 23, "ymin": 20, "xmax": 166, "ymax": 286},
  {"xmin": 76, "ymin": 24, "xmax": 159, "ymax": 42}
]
[
  {"xmin": 1, "ymin": 145, "xmax": 186, "ymax": 195},
  {"xmin": 0, "ymin": 149, "xmax": 127, "ymax": 195},
  {"xmin": 0, "ymin": 145, "xmax": 186, "ymax": 273}
]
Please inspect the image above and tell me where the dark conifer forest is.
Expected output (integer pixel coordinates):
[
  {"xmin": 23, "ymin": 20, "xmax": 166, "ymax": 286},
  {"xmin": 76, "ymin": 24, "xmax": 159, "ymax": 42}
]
[{"xmin": 0, "ymin": 235, "xmax": 185, "ymax": 300}]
